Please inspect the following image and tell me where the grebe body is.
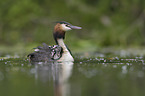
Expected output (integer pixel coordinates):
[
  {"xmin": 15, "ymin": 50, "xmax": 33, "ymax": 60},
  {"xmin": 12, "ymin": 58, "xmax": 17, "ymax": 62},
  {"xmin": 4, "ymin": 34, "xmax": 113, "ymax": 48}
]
[{"xmin": 28, "ymin": 21, "xmax": 81, "ymax": 62}]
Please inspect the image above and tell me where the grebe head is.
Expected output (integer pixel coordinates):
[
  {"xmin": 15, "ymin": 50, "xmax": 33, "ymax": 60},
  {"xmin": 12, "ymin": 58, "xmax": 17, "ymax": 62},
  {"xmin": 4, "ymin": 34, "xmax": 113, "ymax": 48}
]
[
  {"xmin": 53, "ymin": 21, "xmax": 82, "ymax": 44},
  {"xmin": 57, "ymin": 21, "xmax": 82, "ymax": 31}
]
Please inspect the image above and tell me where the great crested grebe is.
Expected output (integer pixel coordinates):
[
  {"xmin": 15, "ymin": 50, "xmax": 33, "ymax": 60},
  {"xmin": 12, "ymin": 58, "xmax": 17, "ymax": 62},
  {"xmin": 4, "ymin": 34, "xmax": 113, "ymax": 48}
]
[{"xmin": 28, "ymin": 21, "xmax": 82, "ymax": 62}]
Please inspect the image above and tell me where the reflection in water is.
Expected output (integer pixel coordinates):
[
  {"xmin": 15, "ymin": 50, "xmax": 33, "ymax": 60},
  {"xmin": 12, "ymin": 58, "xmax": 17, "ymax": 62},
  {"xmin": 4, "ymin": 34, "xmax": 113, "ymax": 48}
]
[
  {"xmin": 31, "ymin": 61, "xmax": 74, "ymax": 96},
  {"xmin": 1, "ymin": 56, "xmax": 145, "ymax": 96}
]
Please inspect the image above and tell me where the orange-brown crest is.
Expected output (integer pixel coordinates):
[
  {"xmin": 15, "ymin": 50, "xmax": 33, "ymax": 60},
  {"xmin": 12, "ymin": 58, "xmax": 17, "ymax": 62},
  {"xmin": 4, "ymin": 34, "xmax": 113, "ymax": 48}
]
[{"xmin": 54, "ymin": 23, "xmax": 64, "ymax": 33}]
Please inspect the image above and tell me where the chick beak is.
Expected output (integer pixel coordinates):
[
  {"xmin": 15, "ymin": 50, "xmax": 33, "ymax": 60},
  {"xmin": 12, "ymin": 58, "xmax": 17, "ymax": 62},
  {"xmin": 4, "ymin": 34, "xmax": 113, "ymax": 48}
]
[{"xmin": 70, "ymin": 25, "xmax": 82, "ymax": 29}]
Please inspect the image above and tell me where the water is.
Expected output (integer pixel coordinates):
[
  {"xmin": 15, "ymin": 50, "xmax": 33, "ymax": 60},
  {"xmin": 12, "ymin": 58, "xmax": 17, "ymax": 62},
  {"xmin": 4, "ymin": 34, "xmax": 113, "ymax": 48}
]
[{"xmin": 0, "ymin": 51, "xmax": 145, "ymax": 96}]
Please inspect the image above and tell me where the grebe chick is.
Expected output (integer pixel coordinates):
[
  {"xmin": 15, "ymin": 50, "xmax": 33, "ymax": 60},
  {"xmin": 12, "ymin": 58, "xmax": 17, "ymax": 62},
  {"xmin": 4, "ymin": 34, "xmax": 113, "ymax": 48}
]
[{"xmin": 28, "ymin": 21, "xmax": 82, "ymax": 62}]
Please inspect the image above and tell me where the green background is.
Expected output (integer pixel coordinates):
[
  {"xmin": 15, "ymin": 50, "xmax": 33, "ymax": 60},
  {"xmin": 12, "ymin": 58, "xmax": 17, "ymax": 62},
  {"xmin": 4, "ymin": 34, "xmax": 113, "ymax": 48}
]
[{"xmin": 0, "ymin": 0, "xmax": 145, "ymax": 52}]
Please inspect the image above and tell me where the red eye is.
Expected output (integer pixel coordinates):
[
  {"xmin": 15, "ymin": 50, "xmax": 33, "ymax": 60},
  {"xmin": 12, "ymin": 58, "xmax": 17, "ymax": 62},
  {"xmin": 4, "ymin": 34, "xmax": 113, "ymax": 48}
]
[{"xmin": 66, "ymin": 25, "xmax": 70, "ymax": 27}]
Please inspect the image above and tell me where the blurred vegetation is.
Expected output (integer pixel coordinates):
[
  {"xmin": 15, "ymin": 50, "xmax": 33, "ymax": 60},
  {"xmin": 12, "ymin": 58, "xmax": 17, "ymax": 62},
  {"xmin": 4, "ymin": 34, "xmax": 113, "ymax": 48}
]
[{"xmin": 0, "ymin": 0, "xmax": 145, "ymax": 52}]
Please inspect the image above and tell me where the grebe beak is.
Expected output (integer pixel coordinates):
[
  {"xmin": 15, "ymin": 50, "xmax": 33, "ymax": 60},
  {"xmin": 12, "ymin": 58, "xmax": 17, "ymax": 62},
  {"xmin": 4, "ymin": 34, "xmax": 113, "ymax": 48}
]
[{"xmin": 70, "ymin": 25, "xmax": 82, "ymax": 29}]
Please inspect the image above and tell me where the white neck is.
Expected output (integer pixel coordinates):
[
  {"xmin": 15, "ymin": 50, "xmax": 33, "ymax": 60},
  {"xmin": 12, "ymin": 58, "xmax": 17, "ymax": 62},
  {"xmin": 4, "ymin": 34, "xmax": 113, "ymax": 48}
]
[{"xmin": 57, "ymin": 39, "xmax": 74, "ymax": 61}]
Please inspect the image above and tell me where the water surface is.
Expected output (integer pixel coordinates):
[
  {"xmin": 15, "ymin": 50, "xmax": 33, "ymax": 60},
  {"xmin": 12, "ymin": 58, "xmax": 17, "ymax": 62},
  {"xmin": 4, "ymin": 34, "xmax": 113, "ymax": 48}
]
[{"xmin": 0, "ymin": 51, "xmax": 145, "ymax": 96}]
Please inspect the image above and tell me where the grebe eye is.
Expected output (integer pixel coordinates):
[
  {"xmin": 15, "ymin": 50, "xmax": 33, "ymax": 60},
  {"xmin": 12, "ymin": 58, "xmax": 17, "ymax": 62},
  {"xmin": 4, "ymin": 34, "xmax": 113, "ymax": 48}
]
[{"xmin": 66, "ymin": 24, "xmax": 70, "ymax": 27}]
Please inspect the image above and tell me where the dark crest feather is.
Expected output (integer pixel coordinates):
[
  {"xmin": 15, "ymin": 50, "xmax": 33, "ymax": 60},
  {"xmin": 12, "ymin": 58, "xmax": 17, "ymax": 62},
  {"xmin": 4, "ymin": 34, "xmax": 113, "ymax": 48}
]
[{"xmin": 55, "ymin": 21, "xmax": 72, "ymax": 25}]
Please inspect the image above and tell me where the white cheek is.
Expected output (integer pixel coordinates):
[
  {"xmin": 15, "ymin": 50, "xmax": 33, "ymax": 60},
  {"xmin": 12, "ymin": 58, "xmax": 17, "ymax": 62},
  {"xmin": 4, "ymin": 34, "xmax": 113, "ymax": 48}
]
[{"xmin": 61, "ymin": 24, "xmax": 72, "ymax": 31}]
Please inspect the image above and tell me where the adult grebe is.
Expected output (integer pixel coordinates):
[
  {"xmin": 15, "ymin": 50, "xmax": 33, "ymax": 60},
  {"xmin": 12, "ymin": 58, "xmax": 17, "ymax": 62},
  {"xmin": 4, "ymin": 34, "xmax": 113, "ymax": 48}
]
[{"xmin": 28, "ymin": 21, "xmax": 82, "ymax": 62}]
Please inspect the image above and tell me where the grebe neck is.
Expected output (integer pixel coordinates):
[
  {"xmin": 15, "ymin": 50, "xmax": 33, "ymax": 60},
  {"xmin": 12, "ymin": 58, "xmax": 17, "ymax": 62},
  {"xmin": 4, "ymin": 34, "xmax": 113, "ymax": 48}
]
[{"xmin": 57, "ymin": 38, "xmax": 74, "ymax": 61}]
